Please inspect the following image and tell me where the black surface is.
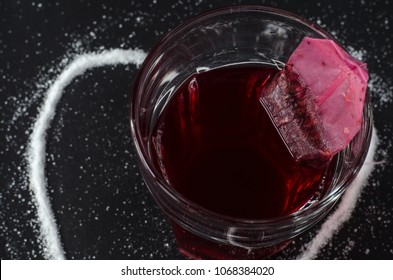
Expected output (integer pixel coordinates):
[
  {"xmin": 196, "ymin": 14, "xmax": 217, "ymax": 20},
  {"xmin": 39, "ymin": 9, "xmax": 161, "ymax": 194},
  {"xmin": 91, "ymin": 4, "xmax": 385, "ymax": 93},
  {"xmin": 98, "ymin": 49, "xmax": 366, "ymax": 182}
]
[{"xmin": 1, "ymin": 0, "xmax": 392, "ymax": 259}]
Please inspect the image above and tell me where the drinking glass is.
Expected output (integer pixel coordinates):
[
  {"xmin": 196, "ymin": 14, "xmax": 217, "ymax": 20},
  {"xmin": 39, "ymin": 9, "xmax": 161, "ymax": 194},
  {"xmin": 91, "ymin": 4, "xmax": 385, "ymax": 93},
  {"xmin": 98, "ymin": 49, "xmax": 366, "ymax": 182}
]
[{"xmin": 130, "ymin": 5, "xmax": 372, "ymax": 259}]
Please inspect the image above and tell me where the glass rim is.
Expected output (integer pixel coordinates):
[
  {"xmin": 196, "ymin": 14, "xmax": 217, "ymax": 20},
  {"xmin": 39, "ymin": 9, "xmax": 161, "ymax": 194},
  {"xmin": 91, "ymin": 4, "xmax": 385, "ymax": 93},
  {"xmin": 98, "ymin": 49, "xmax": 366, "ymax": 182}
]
[{"xmin": 137, "ymin": 5, "xmax": 341, "ymax": 86}]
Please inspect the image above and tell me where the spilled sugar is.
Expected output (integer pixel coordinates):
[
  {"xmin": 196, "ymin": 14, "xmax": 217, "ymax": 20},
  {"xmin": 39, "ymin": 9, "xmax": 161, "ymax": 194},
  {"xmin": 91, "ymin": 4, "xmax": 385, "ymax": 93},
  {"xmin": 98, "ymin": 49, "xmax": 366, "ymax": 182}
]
[
  {"xmin": 27, "ymin": 49, "xmax": 147, "ymax": 259},
  {"xmin": 24, "ymin": 45, "xmax": 385, "ymax": 260}
]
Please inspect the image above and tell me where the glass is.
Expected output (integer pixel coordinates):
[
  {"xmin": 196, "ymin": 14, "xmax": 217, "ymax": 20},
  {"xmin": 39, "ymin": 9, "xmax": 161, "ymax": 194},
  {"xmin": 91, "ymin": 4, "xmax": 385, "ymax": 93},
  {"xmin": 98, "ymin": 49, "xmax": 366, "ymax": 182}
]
[{"xmin": 130, "ymin": 5, "xmax": 372, "ymax": 259}]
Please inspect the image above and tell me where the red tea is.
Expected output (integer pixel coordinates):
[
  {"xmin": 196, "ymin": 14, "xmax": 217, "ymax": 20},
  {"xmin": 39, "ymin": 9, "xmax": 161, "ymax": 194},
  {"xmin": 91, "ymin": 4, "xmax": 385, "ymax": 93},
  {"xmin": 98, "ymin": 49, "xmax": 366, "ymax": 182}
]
[{"xmin": 151, "ymin": 64, "xmax": 333, "ymax": 220}]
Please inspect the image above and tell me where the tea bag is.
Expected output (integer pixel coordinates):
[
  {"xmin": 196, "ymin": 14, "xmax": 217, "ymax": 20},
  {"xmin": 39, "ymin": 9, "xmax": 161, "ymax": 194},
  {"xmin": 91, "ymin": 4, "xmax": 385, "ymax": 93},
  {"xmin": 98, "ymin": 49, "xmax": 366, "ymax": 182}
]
[{"xmin": 259, "ymin": 37, "xmax": 369, "ymax": 167}]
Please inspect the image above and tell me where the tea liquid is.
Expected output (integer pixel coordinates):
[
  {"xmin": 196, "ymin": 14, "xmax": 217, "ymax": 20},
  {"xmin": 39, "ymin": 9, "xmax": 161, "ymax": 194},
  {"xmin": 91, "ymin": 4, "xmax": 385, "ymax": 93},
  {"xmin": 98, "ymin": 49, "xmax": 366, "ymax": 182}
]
[{"xmin": 152, "ymin": 64, "xmax": 332, "ymax": 219}]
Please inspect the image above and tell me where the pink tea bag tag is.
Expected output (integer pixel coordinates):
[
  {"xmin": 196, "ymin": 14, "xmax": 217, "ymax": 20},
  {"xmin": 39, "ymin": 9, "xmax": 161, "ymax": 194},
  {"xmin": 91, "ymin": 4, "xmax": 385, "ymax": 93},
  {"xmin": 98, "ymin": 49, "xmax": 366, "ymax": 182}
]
[{"xmin": 259, "ymin": 37, "xmax": 368, "ymax": 167}]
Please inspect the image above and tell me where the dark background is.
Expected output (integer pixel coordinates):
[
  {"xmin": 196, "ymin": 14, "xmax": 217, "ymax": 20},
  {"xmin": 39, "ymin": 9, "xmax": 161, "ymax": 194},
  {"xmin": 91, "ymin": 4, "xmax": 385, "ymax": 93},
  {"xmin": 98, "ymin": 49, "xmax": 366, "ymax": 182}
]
[{"xmin": 1, "ymin": 0, "xmax": 392, "ymax": 259}]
